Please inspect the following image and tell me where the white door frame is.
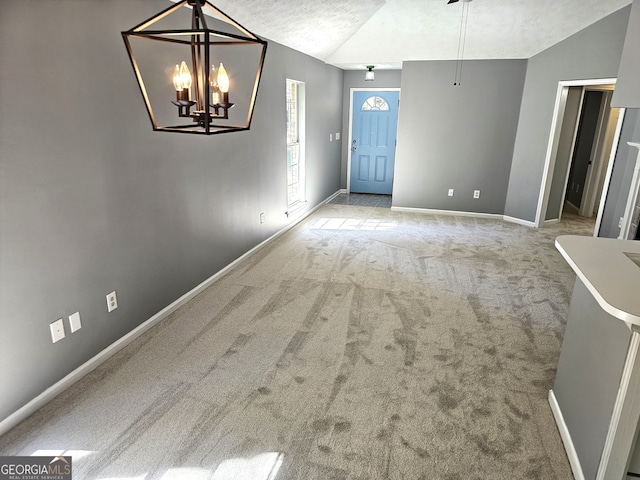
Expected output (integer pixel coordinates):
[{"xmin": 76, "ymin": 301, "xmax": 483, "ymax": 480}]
[
  {"xmin": 580, "ymin": 90, "xmax": 616, "ymax": 219},
  {"xmin": 535, "ymin": 78, "xmax": 625, "ymax": 233},
  {"xmin": 347, "ymin": 88, "xmax": 401, "ymax": 194},
  {"xmin": 619, "ymin": 143, "xmax": 640, "ymax": 240}
]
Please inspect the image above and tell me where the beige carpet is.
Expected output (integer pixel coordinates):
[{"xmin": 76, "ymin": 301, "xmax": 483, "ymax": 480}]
[{"xmin": 0, "ymin": 204, "xmax": 595, "ymax": 479}]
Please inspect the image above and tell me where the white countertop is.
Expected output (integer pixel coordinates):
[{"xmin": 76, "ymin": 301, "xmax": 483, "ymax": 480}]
[{"xmin": 556, "ymin": 235, "xmax": 640, "ymax": 325}]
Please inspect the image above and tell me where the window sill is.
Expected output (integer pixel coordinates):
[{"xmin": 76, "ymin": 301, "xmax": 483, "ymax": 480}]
[{"xmin": 286, "ymin": 201, "xmax": 307, "ymax": 218}]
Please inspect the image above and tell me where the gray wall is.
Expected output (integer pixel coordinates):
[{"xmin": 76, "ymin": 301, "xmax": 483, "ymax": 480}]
[
  {"xmin": 340, "ymin": 69, "xmax": 403, "ymax": 188},
  {"xmin": 504, "ymin": 6, "xmax": 631, "ymax": 222},
  {"xmin": 393, "ymin": 60, "xmax": 527, "ymax": 214},
  {"xmin": 612, "ymin": 0, "xmax": 640, "ymax": 108},
  {"xmin": 599, "ymin": 108, "xmax": 640, "ymax": 238},
  {"xmin": 0, "ymin": 0, "xmax": 343, "ymax": 423}
]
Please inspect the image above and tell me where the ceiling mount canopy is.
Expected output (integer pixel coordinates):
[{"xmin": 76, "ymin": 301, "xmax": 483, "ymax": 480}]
[{"xmin": 122, "ymin": 0, "xmax": 267, "ymax": 135}]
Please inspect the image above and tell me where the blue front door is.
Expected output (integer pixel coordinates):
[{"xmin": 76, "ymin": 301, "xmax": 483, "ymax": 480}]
[{"xmin": 350, "ymin": 90, "xmax": 399, "ymax": 194}]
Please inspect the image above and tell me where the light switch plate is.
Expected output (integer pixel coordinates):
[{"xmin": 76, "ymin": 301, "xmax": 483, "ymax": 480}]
[
  {"xmin": 69, "ymin": 311, "xmax": 82, "ymax": 333},
  {"xmin": 50, "ymin": 319, "xmax": 65, "ymax": 343}
]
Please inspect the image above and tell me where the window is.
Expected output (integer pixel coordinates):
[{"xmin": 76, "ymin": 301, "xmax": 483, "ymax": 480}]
[
  {"xmin": 286, "ymin": 79, "xmax": 305, "ymax": 210},
  {"xmin": 361, "ymin": 96, "xmax": 389, "ymax": 111}
]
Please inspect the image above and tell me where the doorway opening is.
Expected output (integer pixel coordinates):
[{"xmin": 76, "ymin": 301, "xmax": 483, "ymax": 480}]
[
  {"xmin": 347, "ymin": 88, "xmax": 401, "ymax": 196},
  {"xmin": 535, "ymin": 79, "xmax": 626, "ymax": 235}
]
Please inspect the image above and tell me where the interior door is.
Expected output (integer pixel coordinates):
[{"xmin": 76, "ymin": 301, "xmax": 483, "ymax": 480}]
[
  {"xmin": 566, "ymin": 90, "xmax": 604, "ymax": 210},
  {"xmin": 350, "ymin": 90, "xmax": 399, "ymax": 194}
]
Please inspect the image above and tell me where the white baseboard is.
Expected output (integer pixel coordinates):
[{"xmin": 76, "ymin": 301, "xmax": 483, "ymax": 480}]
[
  {"xmin": 325, "ymin": 190, "xmax": 345, "ymax": 202},
  {"xmin": 391, "ymin": 205, "xmax": 503, "ymax": 221},
  {"xmin": 337, "ymin": 194, "xmax": 537, "ymax": 229},
  {"xmin": 0, "ymin": 190, "xmax": 342, "ymax": 438},
  {"xmin": 503, "ymin": 215, "xmax": 537, "ymax": 227},
  {"xmin": 386, "ymin": 206, "xmax": 539, "ymax": 227},
  {"xmin": 331, "ymin": 192, "xmax": 537, "ymax": 227},
  {"xmin": 545, "ymin": 218, "xmax": 561, "ymax": 225},
  {"xmin": 549, "ymin": 389, "xmax": 584, "ymax": 480}
]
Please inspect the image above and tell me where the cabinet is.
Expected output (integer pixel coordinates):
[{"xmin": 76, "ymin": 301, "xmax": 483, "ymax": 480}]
[{"xmin": 551, "ymin": 236, "xmax": 640, "ymax": 479}]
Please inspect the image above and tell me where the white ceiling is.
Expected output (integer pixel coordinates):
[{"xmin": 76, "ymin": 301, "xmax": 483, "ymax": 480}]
[{"xmin": 211, "ymin": 0, "xmax": 631, "ymax": 70}]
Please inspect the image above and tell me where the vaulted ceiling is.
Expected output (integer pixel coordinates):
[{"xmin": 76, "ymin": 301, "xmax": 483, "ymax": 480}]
[{"xmin": 212, "ymin": 0, "xmax": 632, "ymax": 70}]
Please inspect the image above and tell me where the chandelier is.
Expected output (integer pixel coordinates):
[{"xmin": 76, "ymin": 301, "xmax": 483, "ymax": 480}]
[{"xmin": 122, "ymin": 0, "xmax": 267, "ymax": 135}]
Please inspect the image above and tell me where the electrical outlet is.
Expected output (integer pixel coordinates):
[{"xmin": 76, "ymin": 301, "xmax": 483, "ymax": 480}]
[
  {"xmin": 336, "ymin": 132, "xmax": 340, "ymax": 140},
  {"xmin": 50, "ymin": 319, "xmax": 65, "ymax": 343},
  {"xmin": 69, "ymin": 311, "xmax": 82, "ymax": 333},
  {"xmin": 473, "ymin": 190, "xmax": 480, "ymax": 199},
  {"xmin": 619, "ymin": 217, "xmax": 625, "ymax": 228},
  {"xmin": 106, "ymin": 291, "xmax": 118, "ymax": 312},
  {"xmin": 448, "ymin": 189, "xmax": 454, "ymax": 197},
  {"xmin": 260, "ymin": 212, "xmax": 265, "ymax": 224}
]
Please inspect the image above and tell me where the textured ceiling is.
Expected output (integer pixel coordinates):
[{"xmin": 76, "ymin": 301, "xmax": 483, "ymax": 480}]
[
  {"xmin": 211, "ymin": 0, "xmax": 386, "ymax": 60},
  {"xmin": 211, "ymin": 0, "xmax": 632, "ymax": 70}
]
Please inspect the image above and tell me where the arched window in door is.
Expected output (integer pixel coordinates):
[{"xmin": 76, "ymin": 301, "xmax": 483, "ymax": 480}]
[{"xmin": 361, "ymin": 96, "xmax": 390, "ymax": 111}]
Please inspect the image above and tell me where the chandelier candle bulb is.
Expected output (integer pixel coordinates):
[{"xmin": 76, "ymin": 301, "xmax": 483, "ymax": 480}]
[
  {"xmin": 210, "ymin": 65, "xmax": 221, "ymax": 105},
  {"xmin": 173, "ymin": 64, "xmax": 181, "ymax": 92},
  {"xmin": 172, "ymin": 61, "xmax": 192, "ymax": 102},
  {"xmin": 172, "ymin": 64, "xmax": 185, "ymax": 102},
  {"xmin": 217, "ymin": 63, "xmax": 230, "ymax": 105},
  {"xmin": 217, "ymin": 63, "xmax": 229, "ymax": 93},
  {"xmin": 179, "ymin": 61, "xmax": 191, "ymax": 100}
]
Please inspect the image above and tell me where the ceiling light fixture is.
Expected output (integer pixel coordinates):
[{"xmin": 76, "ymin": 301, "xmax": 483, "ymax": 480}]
[
  {"xmin": 365, "ymin": 66, "xmax": 375, "ymax": 81},
  {"xmin": 122, "ymin": 0, "xmax": 267, "ymax": 135}
]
